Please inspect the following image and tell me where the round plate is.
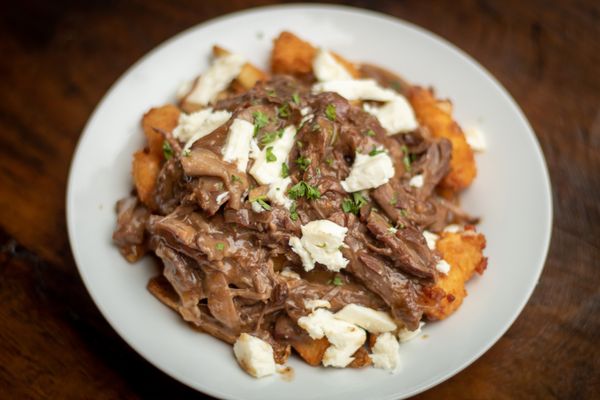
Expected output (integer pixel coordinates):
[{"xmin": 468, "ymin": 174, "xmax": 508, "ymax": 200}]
[{"xmin": 67, "ymin": 4, "xmax": 552, "ymax": 400}]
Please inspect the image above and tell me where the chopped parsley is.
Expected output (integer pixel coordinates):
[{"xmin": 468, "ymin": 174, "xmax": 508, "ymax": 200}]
[
  {"xmin": 267, "ymin": 89, "xmax": 276, "ymax": 97},
  {"xmin": 341, "ymin": 192, "xmax": 368, "ymax": 215},
  {"xmin": 288, "ymin": 181, "xmax": 321, "ymax": 200},
  {"xmin": 389, "ymin": 195, "xmax": 398, "ymax": 206},
  {"xmin": 231, "ymin": 175, "xmax": 241, "ymax": 183},
  {"xmin": 295, "ymin": 156, "xmax": 311, "ymax": 171},
  {"xmin": 182, "ymin": 148, "xmax": 191, "ymax": 157},
  {"xmin": 364, "ymin": 129, "xmax": 376, "ymax": 137},
  {"xmin": 277, "ymin": 128, "xmax": 284, "ymax": 138},
  {"xmin": 260, "ymin": 131, "xmax": 278, "ymax": 146},
  {"xmin": 162, "ymin": 140, "xmax": 173, "ymax": 160},
  {"xmin": 401, "ymin": 145, "xmax": 412, "ymax": 172},
  {"xmin": 325, "ymin": 157, "xmax": 334, "ymax": 166},
  {"xmin": 281, "ymin": 162, "xmax": 290, "ymax": 178},
  {"xmin": 215, "ymin": 243, "xmax": 225, "ymax": 251},
  {"xmin": 330, "ymin": 276, "xmax": 343, "ymax": 286},
  {"xmin": 325, "ymin": 104, "xmax": 336, "ymax": 121},
  {"xmin": 265, "ymin": 146, "xmax": 277, "ymax": 162},
  {"xmin": 296, "ymin": 141, "xmax": 304, "ymax": 149},
  {"xmin": 253, "ymin": 195, "xmax": 272, "ymax": 211},
  {"xmin": 292, "ymin": 92, "xmax": 300, "ymax": 104},
  {"xmin": 368, "ymin": 146, "xmax": 386, "ymax": 157},
  {"xmin": 289, "ymin": 202, "xmax": 299, "ymax": 221},
  {"xmin": 278, "ymin": 103, "xmax": 291, "ymax": 118},
  {"xmin": 400, "ymin": 208, "xmax": 409, "ymax": 217},
  {"xmin": 252, "ymin": 111, "xmax": 269, "ymax": 136}
]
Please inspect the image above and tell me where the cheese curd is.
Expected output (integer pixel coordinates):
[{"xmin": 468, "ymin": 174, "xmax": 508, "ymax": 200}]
[
  {"xmin": 435, "ymin": 259, "xmax": 451, "ymax": 275},
  {"xmin": 409, "ymin": 174, "xmax": 424, "ymax": 188},
  {"xmin": 222, "ymin": 118, "xmax": 254, "ymax": 172},
  {"xmin": 313, "ymin": 48, "xmax": 353, "ymax": 81},
  {"xmin": 341, "ymin": 152, "xmax": 395, "ymax": 192},
  {"xmin": 173, "ymin": 108, "xmax": 232, "ymax": 151},
  {"xmin": 312, "ymin": 79, "xmax": 397, "ymax": 102},
  {"xmin": 266, "ymin": 177, "xmax": 293, "ymax": 209},
  {"xmin": 334, "ymin": 304, "xmax": 397, "ymax": 333},
  {"xmin": 464, "ymin": 126, "xmax": 487, "ymax": 152},
  {"xmin": 422, "ymin": 230, "xmax": 439, "ymax": 251},
  {"xmin": 298, "ymin": 308, "xmax": 366, "ymax": 368},
  {"xmin": 398, "ymin": 321, "xmax": 425, "ymax": 342},
  {"xmin": 233, "ymin": 333, "xmax": 276, "ymax": 378},
  {"xmin": 249, "ymin": 125, "xmax": 296, "ymax": 185},
  {"xmin": 304, "ymin": 299, "xmax": 332, "ymax": 310},
  {"xmin": 363, "ymin": 94, "xmax": 418, "ymax": 134},
  {"xmin": 371, "ymin": 332, "xmax": 400, "ymax": 371},
  {"xmin": 186, "ymin": 53, "xmax": 245, "ymax": 106},
  {"xmin": 289, "ymin": 220, "xmax": 349, "ymax": 272}
]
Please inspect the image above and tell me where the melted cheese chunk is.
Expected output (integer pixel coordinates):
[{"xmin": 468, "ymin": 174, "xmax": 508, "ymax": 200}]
[
  {"xmin": 334, "ymin": 304, "xmax": 397, "ymax": 333},
  {"xmin": 233, "ymin": 333, "xmax": 276, "ymax": 378},
  {"xmin": 266, "ymin": 177, "xmax": 293, "ymax": 209},
  {"xmin": 422, "ymin": 231, "xmax": 439, "ymax": 251},
  {"xmin": 409, "ymin": 174, "xmax": 424, "ymax": 188},
  {"xmin": 304, "ymin": 299, "xmax": 332, "ymax": 311},
  {"xmin": 279, "ymin": 267, "xmax": 301, "ymax": 280},
  {"xmin": 312, "ymin": 79, "xmax": 397, "ymax": 102},
  {"xmin": 289, "ymin": 220, "xmax": 348, "ymax": 272},
  {"xmin": 313, "ymin": 49, "xmax": 353, "ymax": 82},
  {"xmin": 222, "ymin": 118, "xmax": 254, "ymax": 172},
  {"xmin": 398, "ymin": 321, "xmax": 425, "ymax": 342},
  {"xmin": 341, "ymin": 152, "xmax": 395, "ymax": 192},
  {"xmin": 249, "ymin": 125, "xmax": 296, "ymax": 185},
  {"xmin": 173, "ymin": 108, "xmax": 232, "ymax": 151},
  {"xmin": 435, "ymin": 259, "xmax": 451, "ymax": 275},
  {"xmin": 371, "ymin": 332, "xmax": 400, "ymax": 371},
  {"xmin": 186, "ymin": 53, "xmax": 245, "ymax": 106},
  {"xmin": 363, "ymin": 94, "xmax": 418, "ymax": 134},
  {"xmin": 298, "ymin": 308, "xmax": 366, "ymax": 368},
  {"xmin": 464, "ymin": 126, "xmax": 487, "ymax": 152}
]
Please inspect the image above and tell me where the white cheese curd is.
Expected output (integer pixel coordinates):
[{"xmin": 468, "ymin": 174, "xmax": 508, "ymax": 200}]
[
  {"xmin": 334, "ymin": 304, "xmax": 397, "ymax": 333},
  {"xmin": 388, "ymin": 226, "xmax": 398, "ymax": 234},
  {"xmin": 313, "ymin": 48, "xmax": 353, "ymax": 82},
  {"xmin": 251, "ymin": 201, "xmax": 265, "ymax": 214},
  {"xmin": 186, "ymin": 53, "xmax": 246, "ymax": 106},
  {"xmin": 363, "ymin": 94, "xmax": 418, "ymax": 134},
  {"xmin": 249, "ymin": 125, "xmax": 296, "ymax": 185},
  {"xmin": 288, "ymin": 236, "xmax": 314, "ymax": 271},
  {"xmin": 233, "ymin": 333, "xmax": 276, "ymax": 378},
  {"xmin": 173, "ymin": 108, "xmax": 232, "ymax": 150},
  {"xmin": 298, "ymin": 308, "xmax": 367, "ymax": 368},
  {"xmin": 371, "ymin": 332, "xmax": 400, "ymax": 371},
  {"xmin": 422, "ymin": 230, "xmax": 439, "ymax": 251},
  {"xmin": 266, "ymin": 177, "xmax": 293, "ymax": 209},
  {"xmin": 215, "ymin": 191, "xmax": 229, "ymax": 204},
  {"xmin": 435, "ymin": 259, "xmax": 451, "ymax": 275},
  {"xmin": 304, "ymin": 299, "xmax": 331, "ymax": 311},
  {"xmin": 175, "ymin": 78, "xmax": 195, "ymax": 101},
  {"xmin": 222, "ymin": 118, "xmax": 254, "ymax": 172},
  {"xmin": 290, "ymin": 220, "xmax": 349, "ymax": 272},
  {"xmin": 443, "ymin": 224, "xmax": 462, "ymax": 233},
  {"xmin": 341, "ymin": 152, "xmax": 395, "ymax": 192},
  {"xmin": 409, "ymin": 174, "xmax": 424, "ymax": 188},
  {"xmin": 398, "ymin": 321, "xmax": 425, "ymax": 342},
  {"xmin": 300, "ymin": 107, "xmax": 312, "ymax": 116},
  {"xmin": 464, "ymin": 126, "xmax": 487, "ymax": 152},
  {"xmin": 312, "ymin": 79, "xmax": 397, "ymax": 102},
  {"xmin": 279, "ymin": 267, "xmax": 301, "ymax": 280}
]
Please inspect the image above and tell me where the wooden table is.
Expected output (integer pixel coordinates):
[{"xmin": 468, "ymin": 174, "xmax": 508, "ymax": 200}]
[{"xmin": 1, "ymin": 1, "xmax": 598, "ymax": 398}]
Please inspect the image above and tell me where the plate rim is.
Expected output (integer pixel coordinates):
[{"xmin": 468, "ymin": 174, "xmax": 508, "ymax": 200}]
[{"xmin": 66, "ymin": 3, "xmax": 553, "ymax": 399}]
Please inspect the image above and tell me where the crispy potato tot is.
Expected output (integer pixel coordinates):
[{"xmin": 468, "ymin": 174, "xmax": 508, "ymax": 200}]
[
  {"xmin": 291, "ymin": 337, "xmax": 330, "ymax": 366},
  {"xmin": 141, "ymin": 105, "xmax": 180, "ymax": 158},
  {"xmin": 408, "ymin": 87, "xmax": 476, "ymax": 192},
  {"xmin": 348, "ymin": 346, "xmax": 372, "ymax": 368},
  {"xmin": 270, "ymin": 31, "xmax": 359, "ymax": 78},
  {"xmin": 423, "ymin": 228, "xmax": 487, "ymax": 320},
  {"xmin": 213, "ymin": 45, "xmax": 268, "ymax": 90},
  {"xmin": 132, "ymin": 150, "xmax": 161, "ymax": 208},
  {"xmin": 147, "ymin": 275, "xmax": 180, "ymax": 310}
]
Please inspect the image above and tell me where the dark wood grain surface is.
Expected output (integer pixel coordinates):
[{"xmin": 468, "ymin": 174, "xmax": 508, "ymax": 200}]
[{"xmin": 1, "ymin": 1, "xmax": 598, "ymax": 399}]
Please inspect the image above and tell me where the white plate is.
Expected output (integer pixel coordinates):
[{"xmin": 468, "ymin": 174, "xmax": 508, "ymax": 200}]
[{"xmin": 67, "ymin": 4, "xmax": 552, "ymax": 400}]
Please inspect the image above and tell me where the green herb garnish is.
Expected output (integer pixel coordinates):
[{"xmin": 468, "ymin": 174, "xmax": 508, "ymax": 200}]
[
  {"xmin": 341, "ymin": 192, "xmax": 368, "ymax": 215},
  {"xmin": 292, "ymin": 93, "xmax": 300, "ymax": 104},
  {"xmin": 368, "ymin": 146, "xmax": 385, "ymax": 157},
  {"xmin": 289, "ymin": 202, "xmax": 299, "ymax": 221},
  {"xmin": 215, "ymin": 243, "xmax": 225, "ymax": 251},
  {"xmin": 364, "ymin": 129, "xmax": 376, "ymax": 137},
  {"xmin": 295, "ymin": 156, "xmax": 311, "ymax": 171},
  {"xmin": 278, "ymin": 103, "xmax": 291, "ymax": 118},
  {"xmin": 325, "ymin": 158, "xmax": 334, "ymax": 166},
  {"xmin": 231, "ymin": 175, "xmax": 241, "ymax": 183},
  {"xmin": 162, "ymin": 141, "xmax": 173, "ymax": 160},
  {"xmin": 265, "ymin": 146, "xmax": 277, "ymax": 162},
  {"xmin": 325, "ymin": 104, "xmax": 336, "ymax": 121},
  {"xmin": 281, "ymin": 162, "xmax": 290, "ymax": 178},
  {"xmin": 401, "ymin": 145, "xmax": 412, "ymax": 172},
  {"xmin": 260, "ymin": 131, "xmax": 278, "ymax": 146},
  {"xmin": 288, "ymin": 181, "xmax": 321, "ymax": 200},
  {"xmin": 331, "ymin": 276, "xmax": 343, "ymax": 286},
  {"xmin": 252, "ymin": 111, "xmax": 269, "ymax": 136},
  {"xmin": 253, "ymin": 195, "xmax": 272, "ymax": 211}
]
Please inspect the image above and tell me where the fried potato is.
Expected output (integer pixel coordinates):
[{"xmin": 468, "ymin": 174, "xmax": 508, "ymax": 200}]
[
  {"xmin": 213, "ymin": 45, "xmax": 268, "ymax": 90},
  {"xmin": 291, "ymin": 337, "xmax": 330, "ymax": 366},
  {"xmin": 132, "ymin": 150, "xmax": 161, "ymax": 207},
  {"xmin": 270, "ymin": 31, "xmax": 359, "ymax": 78},
  {"xmin": 408, "ymin": 87, "xmax": 476, "ymax": 192},
  {"xmin": 147, "ymin": 275, "xmax": 179, "ymax": 310},
  {"xmin": 423, "ymin": 228, "xmax": 487, "ymax": 320},
  {"xmin": 141, "ymin": 105, "xmax": 180, "ymax": 158},
  {"xmin": 348, "ymin": 346, "xmax": 372, "ymax": 368}
]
